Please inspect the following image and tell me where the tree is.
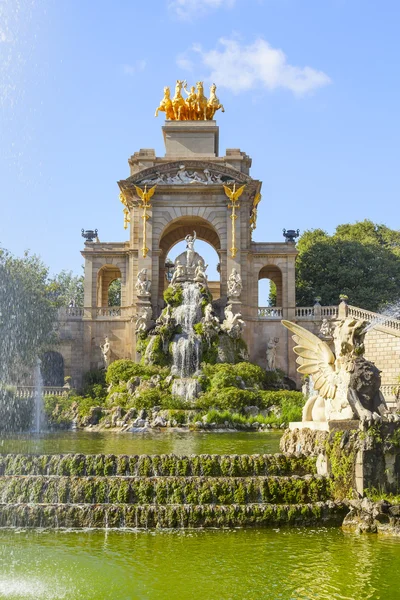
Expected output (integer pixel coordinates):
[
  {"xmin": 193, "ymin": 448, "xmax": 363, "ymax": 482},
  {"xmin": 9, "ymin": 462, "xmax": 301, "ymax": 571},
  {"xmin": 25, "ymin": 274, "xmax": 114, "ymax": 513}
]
[
  {"xmin": 296, "ymin": 220, "xmax": 400, "ymax": 311},
  {"xmin": 108, "ymin": 278, "xmax": 121, "ymax": 306},
  {"xmin": 46, "ymin": 270, "xmax": 84, "ymax": 307},
  {"xmin": 0, "ymin": 248, "xmax": 57, "ymax": 383}
]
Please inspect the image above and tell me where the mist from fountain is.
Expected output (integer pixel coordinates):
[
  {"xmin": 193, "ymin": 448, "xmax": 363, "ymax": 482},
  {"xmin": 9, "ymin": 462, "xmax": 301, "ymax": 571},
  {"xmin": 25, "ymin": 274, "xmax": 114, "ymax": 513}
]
[
  {"xmin": 364, "ymin": 300, "xmax": 400, "ymax": 332},
  {"xmin": 32, "ymin": 358, "xmax": 44, "ymax": 433}
]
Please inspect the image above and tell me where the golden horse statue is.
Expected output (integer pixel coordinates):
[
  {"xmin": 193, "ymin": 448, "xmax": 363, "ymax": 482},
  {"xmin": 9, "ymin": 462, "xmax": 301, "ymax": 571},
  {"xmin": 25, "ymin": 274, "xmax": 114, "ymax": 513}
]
[
  {"xmin": 155, "ymin": 81, "xmax": 225, "ymax": 121},
  {"xmin": 172, "ymin": 80, "xmax": 187, "ymax": 120},
  {"xmin": 154, "ymin": 87, "xmax": 174, "ymax": 120},
  {"xmin": 195, "ymin": 81, "xmax": 208, "ymax": 121},
  {"xmin": 207, "ymin": 83, "xmax": 225, "ymax": 119}
]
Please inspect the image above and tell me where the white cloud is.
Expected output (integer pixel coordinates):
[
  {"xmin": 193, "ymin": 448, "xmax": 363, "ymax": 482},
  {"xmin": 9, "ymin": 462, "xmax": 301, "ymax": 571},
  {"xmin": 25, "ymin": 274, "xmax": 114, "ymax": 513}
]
[
  {"xmin": 176, "ymin": 54, "xmax": 193, "ymax": 71},
  {"xmin": 169, "ymin": 0, "xmax": 235, "ymax": 20},
  {"xmin": 122, "ymin": 60, "xmax": 146, "ymax": 76},
  {"xmin": 189, "ymin": 37, "xmax": 331, "ymax": 96}
]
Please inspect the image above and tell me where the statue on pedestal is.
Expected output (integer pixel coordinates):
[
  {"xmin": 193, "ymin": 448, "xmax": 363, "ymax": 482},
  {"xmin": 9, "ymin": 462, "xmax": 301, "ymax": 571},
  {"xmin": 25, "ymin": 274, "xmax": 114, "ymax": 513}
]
[
  {"xmin": 227, "ymin": 268, "xmax": 242, "ymax": 298},
  {"xmin": 136, "ymin": 307, "xmax": 153, "ymax": 334},
  {"xmin": 202, "ymin": 303, "xmax": 220, "ymax": 342},
  {"xmin": 319, "ymin": 318, "xmax": 334, "ymax": 341},
  {"xmin": 221, "ymin": 304, "xmax": 245, "ymax": 339},
  {"xmin": 282, "ymin": 318, "xmax": 394, "ymax": 423},
  {"xmin": 100, "ymin": 336, "xmax": 112, "ymax": 368},
  {"xmin": 171, "ymin": 260, "xmax": 185, "ymax": 286},
  {"xmin": 266, "ymin": 337, "xmax": 279, "ymax": 371},
  {"xmin": 135, "ymin": 268, "xmax": 151, "ymax": 296},
  {"xmin": 185, "ymin": 231, "xmax": 197, "ymax": 268},
  {"xmin": 194, "ymin": 260, "xmax": 208, "ymax": 285}
]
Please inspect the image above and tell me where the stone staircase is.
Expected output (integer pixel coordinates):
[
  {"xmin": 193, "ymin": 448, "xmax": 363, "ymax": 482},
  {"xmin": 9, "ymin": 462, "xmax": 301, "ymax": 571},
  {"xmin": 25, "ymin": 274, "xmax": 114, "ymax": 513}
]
[{"xmin": 0, "ymin": 453, "xmax": 347, "ymax": 529}]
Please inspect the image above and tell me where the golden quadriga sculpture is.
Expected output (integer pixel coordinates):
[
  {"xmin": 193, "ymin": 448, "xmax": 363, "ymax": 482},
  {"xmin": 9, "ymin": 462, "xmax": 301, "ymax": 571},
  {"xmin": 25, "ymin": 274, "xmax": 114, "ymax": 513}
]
[
  {"xmin": 155, "ymin": 81, "xmax": 224, "ymax": 121},
  {"xmin": 282, "ymin": 318, "xmax": 393, "ymax": 424}
]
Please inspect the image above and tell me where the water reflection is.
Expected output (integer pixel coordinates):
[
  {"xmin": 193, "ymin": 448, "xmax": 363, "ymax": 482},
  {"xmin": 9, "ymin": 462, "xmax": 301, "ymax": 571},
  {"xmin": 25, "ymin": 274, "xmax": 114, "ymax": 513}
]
[
  {"xmin": 0, "ymin": 528, "xmax": 399, "ymax": 600},
  {"xmin": 0, "ymin": 430, "xmax": 282, "ymax": 456}
]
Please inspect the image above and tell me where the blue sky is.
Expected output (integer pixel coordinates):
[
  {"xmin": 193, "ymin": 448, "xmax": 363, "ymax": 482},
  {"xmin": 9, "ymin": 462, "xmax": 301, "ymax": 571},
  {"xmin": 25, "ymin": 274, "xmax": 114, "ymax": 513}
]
[{"xmin": 1, "ymin": 0, "xmax": 399, "ymax": 281}]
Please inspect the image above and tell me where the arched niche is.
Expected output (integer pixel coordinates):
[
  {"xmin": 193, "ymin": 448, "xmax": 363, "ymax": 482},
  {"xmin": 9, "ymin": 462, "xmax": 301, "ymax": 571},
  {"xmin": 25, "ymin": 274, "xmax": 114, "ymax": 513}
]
[
  {"xmin": 258, "ymin": 265, "xmax": 283, "ymax": 307},
  {"xmin": 96, "ymin": 265, "xmax": 122, "ymax": 307},
  {"xmin": 158, "ymin": 216, "xmax": 222, "ymax": 304},
  {"xmin": 41, "ymin": 351, "xmax": 64, "ymax": 387}
]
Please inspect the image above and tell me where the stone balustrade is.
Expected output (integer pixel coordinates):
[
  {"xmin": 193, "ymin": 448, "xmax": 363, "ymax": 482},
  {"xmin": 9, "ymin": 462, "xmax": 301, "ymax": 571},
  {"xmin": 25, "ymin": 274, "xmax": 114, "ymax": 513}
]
[
  {"xmin": 258, "ymin": 307, "xmax": 283, "ymax": 318},
  {"xmin": 96, "ymin": 306, "xmax": 122, "ymax": 318},
  {"xmin": 348, "ymin": 305, "xmax": 400, "ymax": 333},
  {"xmin": 15, "ymin": 387, "xmax": 67, "ymax": 399}
]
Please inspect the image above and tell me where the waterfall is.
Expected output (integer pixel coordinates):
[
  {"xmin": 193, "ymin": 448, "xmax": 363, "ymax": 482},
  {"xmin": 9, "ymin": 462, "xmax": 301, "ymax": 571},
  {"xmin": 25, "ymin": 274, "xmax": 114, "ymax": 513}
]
[
  {"xmin": 171, "ymin": 283, "xmax": 202, "ymax": 400},
  {"xmin": 171, "ymin": 283, "xmax": 202, "ymax": 378}
]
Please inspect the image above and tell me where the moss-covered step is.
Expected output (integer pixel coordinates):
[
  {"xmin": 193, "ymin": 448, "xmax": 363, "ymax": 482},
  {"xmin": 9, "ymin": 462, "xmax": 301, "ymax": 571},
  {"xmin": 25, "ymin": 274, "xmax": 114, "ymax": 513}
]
[
  {"xmin": 0, "ymin": 501, "xmax": 347, "ymax": 529},
  {"xmin": 0, "ymin": 474, "xmax": 333, "ymax": 506},
  {"xmin": 0, "ymin": 453, "xmax": 317, "ymax": 478}
]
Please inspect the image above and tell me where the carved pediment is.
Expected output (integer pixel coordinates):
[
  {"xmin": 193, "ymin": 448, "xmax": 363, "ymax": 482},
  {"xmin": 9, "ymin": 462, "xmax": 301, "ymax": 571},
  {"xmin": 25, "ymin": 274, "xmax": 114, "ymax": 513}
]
[{"xmin": 120, "ymin": 160, "xmax": 253, "ymax": 188}]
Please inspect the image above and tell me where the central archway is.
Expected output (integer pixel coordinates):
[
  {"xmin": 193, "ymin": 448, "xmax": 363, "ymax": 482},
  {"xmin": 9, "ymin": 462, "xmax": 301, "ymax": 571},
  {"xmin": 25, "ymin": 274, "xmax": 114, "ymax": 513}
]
[{"xmin": 158, "ymin": 216, "xmax": 223, "ymax": 312}]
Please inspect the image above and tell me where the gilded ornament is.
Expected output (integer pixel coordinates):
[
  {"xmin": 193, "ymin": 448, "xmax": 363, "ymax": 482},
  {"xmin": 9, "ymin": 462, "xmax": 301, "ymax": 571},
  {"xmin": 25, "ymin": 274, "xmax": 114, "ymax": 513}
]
[
  {"xmin": 223, "ymin": 184, "xmax": 246, "ymax": 258},
  {"xmin": 155, "ymin": 81, "xmax": 225, "ymax": 121},
  {"xmin": 134, "ymin": 185, "xmax": 157, "ymax": 257}
]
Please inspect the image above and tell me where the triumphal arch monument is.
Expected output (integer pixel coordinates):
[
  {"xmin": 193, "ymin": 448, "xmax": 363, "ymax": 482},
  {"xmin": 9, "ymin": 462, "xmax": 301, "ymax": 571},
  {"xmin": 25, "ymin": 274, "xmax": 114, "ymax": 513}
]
[
  {"xmin": 56, "ymin": 81, "xmax": 296, "ymax": 385},
  {"xmin": 61, "ymin": 82, "xmax": 296, "ymax": 384},
  {"xmin": 55, "ymin": 82, "xmax": 400, "ymax": 407}
]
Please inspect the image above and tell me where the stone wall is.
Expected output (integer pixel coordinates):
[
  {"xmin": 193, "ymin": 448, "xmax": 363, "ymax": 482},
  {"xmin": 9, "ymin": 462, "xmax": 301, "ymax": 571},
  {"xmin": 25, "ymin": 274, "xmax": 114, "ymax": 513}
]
[{"xmin": 363, "ymin": 327, "xmax": 400, "ymax": 384}]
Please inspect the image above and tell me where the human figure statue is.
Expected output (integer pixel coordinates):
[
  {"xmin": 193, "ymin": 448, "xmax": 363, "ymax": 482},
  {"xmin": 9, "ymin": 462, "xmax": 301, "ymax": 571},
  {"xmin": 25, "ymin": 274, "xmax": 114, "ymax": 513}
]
[
  {"xmin": 171, "ymin": 260, "xmax": 185, "ymax": 285},
  {"xmin": 136, "ymin": 307, "xmax": 152, "ymax": 334},
  {"xmin": 266, "ymin": 338, "xmax": 279, "ymax": 371},
  {"xmin": 100, "ymin": 336, "xmax": 112, "ymax": 367},
  {"xmin": 319, "ymin": 318, "xmax": 334, "ymax": 340},
  {"xmin": 227, "ymin": 268, "xmax": 242, "ymax": 298},
  {"xmin": 202, "ymin": 303, "xmax": 220, "ymax": 341},
  {"xmin": 194, "ymin": 260, "xmax": 208, "ymax": 285},
  {"xmin": 183, "ymin": 83, "xmax": 197, "ymax": 120},
  {"xmin": 135, "ymin": 268, "xmax": 152, "ymax": 296},
  {"xmin": 221, "ymin": 304, "xmax": 245, "ymax": 339},
  {"xmin": 174, "ymin": 165, "xmax": 193, "ymax": 184},
  {"xmin": 185, "ymin": 231, "xmax": 197, "ymax": 268}
]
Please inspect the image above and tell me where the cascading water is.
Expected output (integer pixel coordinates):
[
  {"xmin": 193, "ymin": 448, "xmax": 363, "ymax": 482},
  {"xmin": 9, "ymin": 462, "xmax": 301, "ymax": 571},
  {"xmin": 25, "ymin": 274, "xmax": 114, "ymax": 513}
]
[{"xmin": 171, "ymin": 282, "xmax": 203, "ymax": 400}]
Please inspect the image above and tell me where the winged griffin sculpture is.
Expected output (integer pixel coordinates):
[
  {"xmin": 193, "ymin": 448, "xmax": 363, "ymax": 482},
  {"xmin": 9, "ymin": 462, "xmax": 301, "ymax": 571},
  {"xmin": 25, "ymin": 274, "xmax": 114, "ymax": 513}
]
[{"xmin": 282, "ymin": 319, "xmax": 393, "ymax": 423}]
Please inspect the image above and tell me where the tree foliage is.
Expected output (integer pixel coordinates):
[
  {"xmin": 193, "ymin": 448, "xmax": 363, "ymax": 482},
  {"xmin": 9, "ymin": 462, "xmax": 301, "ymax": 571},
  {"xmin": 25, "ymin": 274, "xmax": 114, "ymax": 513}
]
[
  {"xmin": 0, "ymin": 248, "xmax": 57, "ymax": 382},
  {"xmin": 108, "ymin": 278, "xmax": 121, "ymax": 306},
  {"xmin": 296, "ymin": 220, "xmax": 400, "ymax": 311},
  {"xmin": 46, "ymin": 270, "xmax": 84, "ymax": 308}
]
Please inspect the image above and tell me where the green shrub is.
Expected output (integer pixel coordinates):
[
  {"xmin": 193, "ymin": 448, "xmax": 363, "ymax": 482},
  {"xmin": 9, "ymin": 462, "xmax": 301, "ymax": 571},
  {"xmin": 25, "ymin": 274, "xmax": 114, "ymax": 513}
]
[
  {"xmin": 106, "ymin": 360, "xmax": 162, "ymax": 385},
  {"xmin": 264, "ymin": 369, "xmax": 286, "ymax": 389},
  {"xmin": 128, "ymin": 389, "xmax": 173, "ymax": 410},
  {"xmin": 195, "ymin": 387, "xmax": 261, "ymax": 411},
  {"xmin": 81, "ymin": 369, "xmax": 106, "ymax": 397},
  {"xmin": 193, "ymin": 323, "xmax": 204, "ymax": 335},
  {"xmin": 232, "ymin": 362, "xmax": 266, "ymax": 388},
  {"xmin": 163, "ymin": 285, "xmax": 183, "ymax": 307}
]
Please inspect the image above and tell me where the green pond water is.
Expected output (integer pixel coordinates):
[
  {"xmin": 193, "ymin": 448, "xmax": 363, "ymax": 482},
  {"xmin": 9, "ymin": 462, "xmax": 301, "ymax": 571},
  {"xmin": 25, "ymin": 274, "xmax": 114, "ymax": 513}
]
[
  {"xmin": 0, "ymin": 430, "xmax": 282, "ymax": 456},
  {"xmin": 1, "ymin": 528, "xmax": 400, "ymax": 600}
]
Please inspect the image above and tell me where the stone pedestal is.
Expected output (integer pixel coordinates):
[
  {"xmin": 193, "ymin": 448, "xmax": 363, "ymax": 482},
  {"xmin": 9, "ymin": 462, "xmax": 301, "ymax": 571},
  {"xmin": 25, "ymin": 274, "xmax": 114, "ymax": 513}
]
[
  {"xmin": 288, "ymin": 420, "xmax": 360, "ymax": 433},
  {"xmin": 162, "ymin": 120, "xmax": 219, "ymax": 157}
]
